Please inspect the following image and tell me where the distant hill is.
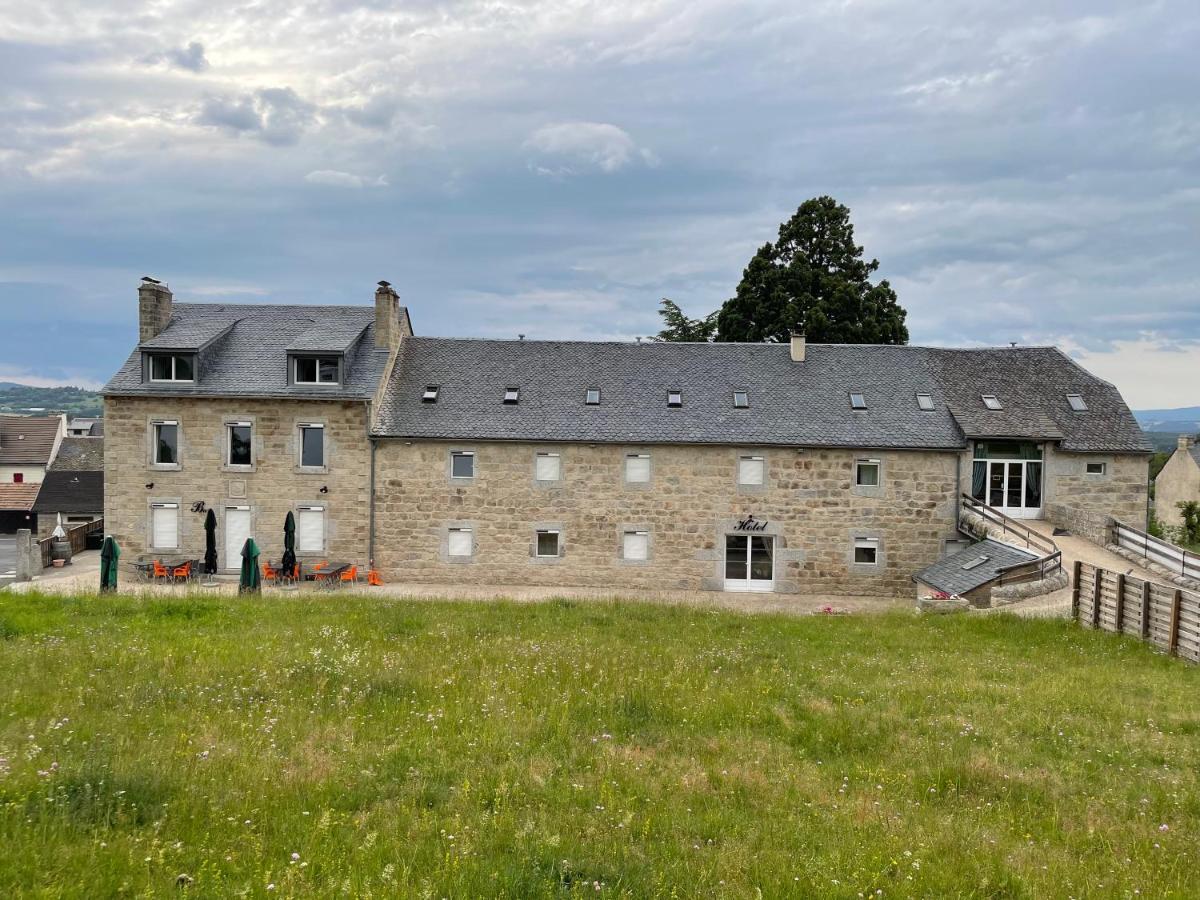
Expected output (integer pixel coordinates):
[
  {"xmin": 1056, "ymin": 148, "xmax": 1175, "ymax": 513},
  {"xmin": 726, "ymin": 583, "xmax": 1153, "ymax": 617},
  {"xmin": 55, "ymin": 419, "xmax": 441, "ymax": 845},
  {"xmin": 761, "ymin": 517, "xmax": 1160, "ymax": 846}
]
[
  {"xmin": 0, "ymin": 383, "xmax": 102, "ymax": 417},
  {"xmin": 1134, "ymin": 406, "xmax": 1200, "ymax": 433}
]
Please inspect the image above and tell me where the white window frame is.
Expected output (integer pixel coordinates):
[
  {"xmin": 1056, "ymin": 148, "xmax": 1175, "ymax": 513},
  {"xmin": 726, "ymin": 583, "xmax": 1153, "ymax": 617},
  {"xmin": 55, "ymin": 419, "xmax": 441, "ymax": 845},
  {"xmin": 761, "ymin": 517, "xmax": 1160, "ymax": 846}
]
[
  {"xmin": 534, "ymin": 451, "xmax": 561, "ymax": 482},
  {"xmin": 535, "ymin": 529, "xmax": 561, "ymax": 558},
  {"xmin": 151, "ymin": 420, "xmax": 180, "ymax": 467},
  {"xmin": 853, "ymin": 537, "xmax": 879, "ymax": 566},
  {"xmin": 855, "ymin": 458, "xmax": 881, "ymax": 487},
  {"xmin": 1085, "ymin": 461, "xmax": 1107, "ymax": 476},
  {"xmin": 225, "ymin": 421, "xmax": 254, "ymax": 468},
  {"xmin": 916, "ymin": 393, "xmax": 934, "ymax": 411},
  {"xmin": 622, "ymin": 530, "xmax": 649, "ymax": 561},
  {"xmin": 298, "ymin": 423, "xmax": 325, "ymax": 470},
  {"xmin": 150, "ymin": 502, "xmax": 180, "ymax": 550},
  {"xmin": 148, "ymin": 354, "xmax": 194, "ymax": 383},
  {"xmin": 450, "ymin": 450, "xmax": 475, "ymax": 480},
  {"xmin": 1067, "ymin": 394, "xmax": 1088, "ymax": 412},
  {"xmin": 624, "ymin": 452, "xmax": 651, "ymax": 484},
  {"xmin": 293, "ymin": 356, "xmax": 340, "ymax": 386},
  {"xmin": 737, "ymin": 454, "xmax": 765, "ymax": 486},
  {"xmin": 295, "ymin": 505, "xmax": 326, "ymax": 554},
  {"xmin": 982, "ymin": 394, "xmax": 1003, "ymax": 410},
  {"xmin": 447, "ymin": 526, "xmax": 473, "ymax": 558}
]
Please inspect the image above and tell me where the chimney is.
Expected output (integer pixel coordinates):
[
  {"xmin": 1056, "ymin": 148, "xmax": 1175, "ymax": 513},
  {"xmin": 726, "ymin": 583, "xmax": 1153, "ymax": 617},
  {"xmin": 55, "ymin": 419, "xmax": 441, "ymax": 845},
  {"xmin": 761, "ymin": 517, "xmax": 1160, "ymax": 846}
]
[
  {"xmin": 138, "ymin": 277, "xmax": 173, "ymax": 343},
  {"xmin": 375, "ymin": 280, "xmax": 401, "ymax": 349},
  {"xmin": 1179, "ymin": 435, "xmax": 1192, "ymax": 453},
  {"xmin": 790, "ymin": 332, "xmax": 806, "ymax": 362}
]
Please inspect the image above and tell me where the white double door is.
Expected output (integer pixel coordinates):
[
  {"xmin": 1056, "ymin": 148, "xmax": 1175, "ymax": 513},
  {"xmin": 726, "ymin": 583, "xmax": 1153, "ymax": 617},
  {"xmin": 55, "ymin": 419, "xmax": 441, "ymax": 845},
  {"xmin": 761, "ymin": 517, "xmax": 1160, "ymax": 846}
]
[
  {"xmin": 724, "ymin": 534, "xmax": 775, "ymax": 592},
  {"xmin": 984, "ymin": 460, "xmax": 1041, "ymax": 519},
  {"xmin": 224, "ymin": 506, "xmax": 252, "ymax": 571}
]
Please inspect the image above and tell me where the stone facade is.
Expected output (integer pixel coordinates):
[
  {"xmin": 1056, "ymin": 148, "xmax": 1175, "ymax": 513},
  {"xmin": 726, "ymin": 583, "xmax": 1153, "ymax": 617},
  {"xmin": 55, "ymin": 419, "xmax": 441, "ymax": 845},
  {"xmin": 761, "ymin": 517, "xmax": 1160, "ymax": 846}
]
[
  {"xmin": 1154, "ymin": 438, "xmax": 1200, "ymax": 529},
  {"xmin": 1041, "ymin": 449, "xmax": 1148, "ymax": 544},
  {"xmin": 372, "ymin": 440, "xmax": 961, "ymax": 597},
  {"xmin": 104, "ymin": 396, "xmax": 372, "ymax": 570}
]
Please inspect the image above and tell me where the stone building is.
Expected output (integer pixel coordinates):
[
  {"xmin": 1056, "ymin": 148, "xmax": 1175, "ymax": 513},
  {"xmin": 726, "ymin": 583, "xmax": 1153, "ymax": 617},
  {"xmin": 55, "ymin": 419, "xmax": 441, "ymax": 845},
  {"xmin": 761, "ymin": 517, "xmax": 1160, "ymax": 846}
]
[
  {"xmin": 103, "ymin": 279, "xmax": 1151, "ymax": 596},
  {"xmin": 1155, "ymin": 436, "xmax": 1200, "ymax": 529}
]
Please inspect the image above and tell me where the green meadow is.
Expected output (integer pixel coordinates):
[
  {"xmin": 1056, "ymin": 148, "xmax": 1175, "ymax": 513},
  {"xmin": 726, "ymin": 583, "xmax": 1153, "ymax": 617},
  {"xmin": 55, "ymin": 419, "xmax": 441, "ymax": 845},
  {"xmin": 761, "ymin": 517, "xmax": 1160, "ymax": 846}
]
[{"xmin": 1, "ymin": 591, "xmax": 1198, "ymax": 898}]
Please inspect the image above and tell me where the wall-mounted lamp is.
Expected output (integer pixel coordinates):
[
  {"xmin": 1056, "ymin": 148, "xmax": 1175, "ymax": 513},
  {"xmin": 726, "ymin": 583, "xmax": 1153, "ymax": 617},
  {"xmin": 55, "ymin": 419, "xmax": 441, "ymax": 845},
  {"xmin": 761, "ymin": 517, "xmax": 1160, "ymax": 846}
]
[
  {"xmin": 145, "ymin": 482, "xmax": 155, "ymax": 489},
  {"xmin": 319, "ymin": 485, "xmax": 329, "ymax": 494}
]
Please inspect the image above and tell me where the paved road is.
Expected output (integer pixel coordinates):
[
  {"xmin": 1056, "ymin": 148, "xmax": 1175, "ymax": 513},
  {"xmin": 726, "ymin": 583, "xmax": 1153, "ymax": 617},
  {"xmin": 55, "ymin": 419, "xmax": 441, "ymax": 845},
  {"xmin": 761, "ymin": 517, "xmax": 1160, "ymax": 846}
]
[{"xmin": 0, "ymin": 536, "xmax": 15, "ymax": 583}]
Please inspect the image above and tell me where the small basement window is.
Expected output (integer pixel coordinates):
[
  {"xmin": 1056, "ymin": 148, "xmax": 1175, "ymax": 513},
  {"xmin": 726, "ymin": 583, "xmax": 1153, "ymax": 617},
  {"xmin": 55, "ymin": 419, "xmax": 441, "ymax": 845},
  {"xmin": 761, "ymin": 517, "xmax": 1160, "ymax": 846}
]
[
  {"xmin": 1067, "ymin": 394, "xmax": 1088, "ymax": 411},
  {"xmin": 536, "ymin": 529, "xmax": 561, "ymax": 558},
  {"xmin": 450, "ymin": 451, "xmax": 475, "ymax": 479},
  {"xmin": 503, "ymin": 386, "xmax": 520, "ymax": 404},
  {"xmin": 294, "ymin": 356, "xmax": 339, "ymax": 385},
  {"xmin": 853, "ymin": 538, "xmax": 879, "ymax": 565},
  {"xmin": 732, "ymin": 391, "xmax": 749, "ymax": 409},
  {"xmin": 961, "ymin": 555, "xmax": 991, "ymax": 571},
  {"xmin": 1086, "ymin": 461, "xmax": 1107, "ymax": 475},
  {"xmin": 849, "ymin": 392, "xmax": 867, "ymax": 410},
  {"xmin": 855, "ymin": 458, "xmax": 880, "ymax": 487},
  {"xmin": 667, "ymin": 390, "xmax": 683, "ymax": 407},
  {"xmin": 585, "ymin": 388, "xmax": 601, "ymax": 405},
  {"xmin": 982, "ymin": 395, "xmax": 1003, "ymax": 410},
  {"xmin": 916, "ymin": 393, "xmax": 935, "ymax": 411},
  {"xmin": 148, "ymin": 353, "xmax": 194, "ymax": 383},
  {"xmin": 422, "ymin": 385, "xmax": 439, "ymax": 402}
]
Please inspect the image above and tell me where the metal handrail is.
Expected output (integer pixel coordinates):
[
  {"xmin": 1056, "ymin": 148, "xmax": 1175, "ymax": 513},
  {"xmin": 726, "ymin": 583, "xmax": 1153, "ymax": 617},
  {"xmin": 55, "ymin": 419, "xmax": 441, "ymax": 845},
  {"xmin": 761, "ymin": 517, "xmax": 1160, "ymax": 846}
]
[
  {"xmin": 960, "ymin": 494, "xmax": 1058, "ymax": 557},
  {"xmin": 1112, "ymin": 520, "xmax": 1200, "ymax": 580},
  {"xmin": 994, "ymin": 550, "xmax": 1062, "ymax": 586}
]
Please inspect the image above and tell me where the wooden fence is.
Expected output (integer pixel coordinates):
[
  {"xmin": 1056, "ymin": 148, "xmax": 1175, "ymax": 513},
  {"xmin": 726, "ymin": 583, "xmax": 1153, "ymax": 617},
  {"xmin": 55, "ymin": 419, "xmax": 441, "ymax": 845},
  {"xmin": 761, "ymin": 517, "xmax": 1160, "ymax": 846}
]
[
  {"xmin": 36, "ymin": 519, "xmax": 105, "ymax": 569},
  {"xmin": 1111, "ymin": 520, "xmax": 1200, "ymax": 581},
  {"xmin": 1072, "ymin": 560, "xmax": 1199, "ymax": 663}
]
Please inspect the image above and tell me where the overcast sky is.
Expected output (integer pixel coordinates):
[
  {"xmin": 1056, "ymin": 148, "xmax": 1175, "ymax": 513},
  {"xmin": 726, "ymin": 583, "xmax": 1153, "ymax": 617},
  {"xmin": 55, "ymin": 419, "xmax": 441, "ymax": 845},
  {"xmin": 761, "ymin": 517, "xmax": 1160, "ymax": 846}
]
[{"xmin": 1, "ymin": 0, "xmax": 1197, "ymax": 408}]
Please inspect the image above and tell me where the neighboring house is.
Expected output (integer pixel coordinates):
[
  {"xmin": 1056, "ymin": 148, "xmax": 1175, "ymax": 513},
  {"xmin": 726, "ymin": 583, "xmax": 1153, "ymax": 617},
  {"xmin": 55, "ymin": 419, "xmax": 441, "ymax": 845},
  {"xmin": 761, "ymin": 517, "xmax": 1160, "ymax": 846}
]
[
  {"xmin": 103, "ymin": 277, "xmax": 1151, "ymax": 597},
  {"xmin": 0, "ymin": 414, "xmax": 66, "ymax": 533},
  {"xmin": 67, "ymin": 418, "xmax": 104, "ymax": 437},
  {"xmin": 1155, "ymin": 436, "xmax": 1200, "ymax": 529},
  {"xmin": 32, "ymin": 436, "xmax": 105, "ymax": 537}
]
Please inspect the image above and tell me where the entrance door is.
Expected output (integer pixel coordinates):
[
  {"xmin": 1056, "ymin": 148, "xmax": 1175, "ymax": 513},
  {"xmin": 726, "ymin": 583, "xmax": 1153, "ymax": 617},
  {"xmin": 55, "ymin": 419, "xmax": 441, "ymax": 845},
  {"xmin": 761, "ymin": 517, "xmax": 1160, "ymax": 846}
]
[
  {"xmin": 985, "ymin": 460, "xmax": 1040, "ymax": 518},
  {"xmin": 225, "ymin": 506, "xmax": 251, "ymax": 572},
  {"xmin": 724, "ymin": 534, "xmax": 775, "ymax": 592}
]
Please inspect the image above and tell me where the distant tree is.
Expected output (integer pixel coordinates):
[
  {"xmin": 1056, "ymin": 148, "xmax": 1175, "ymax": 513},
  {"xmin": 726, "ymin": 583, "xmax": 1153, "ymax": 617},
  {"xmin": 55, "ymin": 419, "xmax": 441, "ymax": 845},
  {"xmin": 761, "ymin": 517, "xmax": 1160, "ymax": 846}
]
[
  {"xmin": 715, "ymin": 196, "xmax": 909, "ymax": 344},
  {"xmin": 649, "ymin": 298, "xmax": 717, "ymax": 342},
  {"xmin": 1178, "ymin": 501, "xmax": 1200, "ymax": 547}
]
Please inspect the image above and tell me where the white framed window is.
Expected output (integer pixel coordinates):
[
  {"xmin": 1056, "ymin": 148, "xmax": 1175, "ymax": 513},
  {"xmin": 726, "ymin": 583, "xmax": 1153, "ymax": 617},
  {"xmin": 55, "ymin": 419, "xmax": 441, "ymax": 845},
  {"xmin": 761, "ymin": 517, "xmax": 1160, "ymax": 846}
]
[
  {"xmin": 625, "ymin": 453, "xmax": 651, "ymax": 483},
  {"xmin": 294, "ymin": 356, "xmax": 339, "ymax": 385},
  {"xmin": 853, "ymin": 537, "xmax": 879, "ymax": 565},
  {"xmin": 916, "ymin": 393, "xmax": 935, "ymax": 411},
  {"xmin": 737, "ymin": 455, "xmax": 765, "ymax": 486},
  {"xmin": 448, "ymin": 526, "xmax": 473, "ymax": 558},
  {"xmin": 298, "ymin": 423, "xmax": 325, "ymax": 468},
  {"xmin": 982, "ymin": 394, "xmax": 1003, "ymax": 410},
  {"xmin": 849, "ymin": 392, "xmax": 867, "ymax": 410},
  {"xmin": 667, "ymin": 390, "xmax": 682, "ymax": 407},
  {"xmin": 148, "ymin": 354, "xmax": 194, "ymax": 382},
  {"xmin": 1067, "ymin": 394, "xmax": 1088, "ymax": 412},
  {"xmin": 1086, "ymin": 461, "xmax": 1107, "ymax": 476},
  {"xmin": 450, "ymin": 450, "xmax": 475, "ymax": 479},
  {"xmin": 535, "ymin": 451, "xmax": 561, "ymax": 482},
  {"xmin": 585, "ymin": 388, "xmax": 601, "ymax": 405},
  {"xmin": 732, "ymin": 390, "xmax": 749, "ymax": 409},
  {"xmin": 152, "ymin": 420, "xmax": 179, "ymax": 466},
  {"xmin": 855, "ymin": 458, "xmax": 881, "ymax": 487},
  {"xmin": 622, "ymin": 530, "xmax": 648, "ymax": 561},
  {"xmin": 296, "ymin": 505, "xmax": 326, "ymax": 554},
  {"xmin": 226, "ymin": 422, "xmax": 253, "ymax": 467},
  {"xmin": 536, "ymin": 529, "xmax": 560, "ymax": 558},
  {"xmin": 150, "ymin": 503, "xmax": 179, "ymax": 550}
]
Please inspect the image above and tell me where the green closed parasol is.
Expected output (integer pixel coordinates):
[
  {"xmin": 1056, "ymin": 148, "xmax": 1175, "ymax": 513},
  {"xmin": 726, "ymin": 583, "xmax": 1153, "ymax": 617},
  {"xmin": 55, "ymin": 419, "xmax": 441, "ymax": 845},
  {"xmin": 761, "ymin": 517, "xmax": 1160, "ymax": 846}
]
[
  {"xmin": 238, "ymin": 538, "xmax": 261, "ymax": 594},
  {"xmin": 99, "ymin": 536, "xmax": 120, "ymax": 593}
]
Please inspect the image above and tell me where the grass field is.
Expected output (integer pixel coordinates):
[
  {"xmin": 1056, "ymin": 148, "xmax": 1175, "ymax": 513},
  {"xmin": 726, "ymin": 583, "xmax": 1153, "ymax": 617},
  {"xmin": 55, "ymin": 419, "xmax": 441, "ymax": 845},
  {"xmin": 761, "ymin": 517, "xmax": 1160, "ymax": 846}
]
[{"xmin": 1, "ymin": 592, "xmax": 1199, "ymax": 898}]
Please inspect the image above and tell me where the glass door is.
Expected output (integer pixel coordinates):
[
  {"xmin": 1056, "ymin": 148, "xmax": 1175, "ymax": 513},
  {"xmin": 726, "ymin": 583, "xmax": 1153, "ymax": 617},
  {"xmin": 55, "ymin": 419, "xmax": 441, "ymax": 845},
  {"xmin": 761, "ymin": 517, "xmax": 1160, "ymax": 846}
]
[{"xmin": 724, "ymin": 534, "xmax": 775, "ymax": 592}]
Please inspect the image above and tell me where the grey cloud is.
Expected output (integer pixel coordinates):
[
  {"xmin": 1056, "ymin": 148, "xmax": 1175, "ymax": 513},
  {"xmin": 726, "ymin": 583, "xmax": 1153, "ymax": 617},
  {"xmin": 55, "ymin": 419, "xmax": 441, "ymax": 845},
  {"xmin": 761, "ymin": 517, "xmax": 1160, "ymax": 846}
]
[
  {"xmin": 196, "ymin": 88, "xmax": 316, "ymax": 145},
  {"xmin": 144, "ymin": 40, "xmax": 209, "ymax": 72}
]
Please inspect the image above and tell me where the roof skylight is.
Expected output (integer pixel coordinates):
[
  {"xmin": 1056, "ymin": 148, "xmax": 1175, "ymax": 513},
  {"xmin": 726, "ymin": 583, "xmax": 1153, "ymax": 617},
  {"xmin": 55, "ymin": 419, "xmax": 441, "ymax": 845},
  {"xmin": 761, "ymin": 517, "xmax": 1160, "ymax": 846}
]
[
  {"xmin": 422, "ymin": 385, "xmax": 439, "ymax": 402},
  {"xmin": 981, "ymin": 395, "xmax": 1003, "ymax": 410},
  {"xmin": 849, "ymin": 392, "xmax": 867, "ymax": 410},
  {"xmin": 961, "ymin": 555, "xmax": 992, "ymax": 571},
  {"xmin": 667, "ymin": 390, "xmax": 682, "ymax": 408},
  {"xmin": 732, "ymin": 390, "xmax": 749, "ymax": 409},
  {"xmin": 585, "ymin": 388, "xmax": 601, "ymax": 405},
  {"xmin": 503, "ymin": 386, "xmax": 520, "ymax": 404},
  {"xmin": 1066, "ymin": 394, "xmax": 1088, "ymax": 411},
  {"xmin": 916, "ymin": 393, "xmax": 935, "ymax": 411}
]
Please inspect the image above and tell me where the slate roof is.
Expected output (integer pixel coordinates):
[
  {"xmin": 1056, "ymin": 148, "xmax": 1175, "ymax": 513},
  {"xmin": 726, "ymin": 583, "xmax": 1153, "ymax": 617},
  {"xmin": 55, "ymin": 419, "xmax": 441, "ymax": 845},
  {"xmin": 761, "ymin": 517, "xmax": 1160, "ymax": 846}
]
[
  {"xmin": 0, "ymin": 416, "xmax": 61, "ymax": 465},
  {"xmin": 50, "ymin": 437, "xmax": 104, "ymax": 472},
  {"xmin": 914, "ymin": 539, "xmax": 1037, "ymax": 595},
  {"xmin": 103, "ymin": 304, "xmax": 390, "ymax": 401},
  {"xmin": 0, "ymin": 483, "xmax": 42, "ymax": 512},
  {"xmin": 375, "ymin": 340, "xmax": 1150, "ymax": 452},
  {"xmin": 32, "ymin": 471, "xmax": 103, "ymax": 515}
]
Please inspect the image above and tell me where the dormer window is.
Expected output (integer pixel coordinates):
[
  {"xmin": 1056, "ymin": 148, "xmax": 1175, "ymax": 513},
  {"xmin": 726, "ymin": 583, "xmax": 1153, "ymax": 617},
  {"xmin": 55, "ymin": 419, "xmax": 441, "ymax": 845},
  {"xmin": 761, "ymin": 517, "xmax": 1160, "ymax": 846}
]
[
  {"xmin": 732, "ymin": 391, "xmax": 749, "ymax": 409},
  {"xmin": 849, "ymin": 392, "xmax": 867, "ymax": 410},
  {"xmin": 294, "ymin": 356, "xmax": 340, "ymax": 385},
  {"xmin": 667, "ymin": 390, "xmax": 683, "ymax": 407},
  {"xmin": 1067, "ymin": 394, "xmax": 1088, "ymax": 411},
  {"xmin": 148, "ymin": 353, "xmax": 194, "ymax": 383},
  {"xmin": 503, "ymin": 387, "xmax": 520, "ymax": 404},
  {"xmin": 982, "ymin": 395, "xmax": 1003, "ymax": 410},
  {"xmin": 422, "ymin": 385, "xmax": 440, "ymax": 402}
]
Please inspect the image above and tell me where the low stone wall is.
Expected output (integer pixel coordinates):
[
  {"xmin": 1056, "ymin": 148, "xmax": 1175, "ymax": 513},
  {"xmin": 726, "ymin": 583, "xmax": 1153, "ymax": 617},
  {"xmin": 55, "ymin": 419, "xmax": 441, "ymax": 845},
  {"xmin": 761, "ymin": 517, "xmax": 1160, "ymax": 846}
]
[
  {"xmin": 1107, "ymin": 543, "xmax": 1200, "ymax": 592},
  {"xmin": 990, "ymin": 569, "xmax": 1069, "ymax": 604}
]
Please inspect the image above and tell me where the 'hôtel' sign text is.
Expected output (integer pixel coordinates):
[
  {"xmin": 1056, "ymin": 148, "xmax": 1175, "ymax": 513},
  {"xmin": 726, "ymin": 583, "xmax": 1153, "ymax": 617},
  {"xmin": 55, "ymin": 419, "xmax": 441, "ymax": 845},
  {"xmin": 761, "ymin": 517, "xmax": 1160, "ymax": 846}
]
[{"xmin": 735, "ymin": 516, "xmax": 768, "ymax": 532}]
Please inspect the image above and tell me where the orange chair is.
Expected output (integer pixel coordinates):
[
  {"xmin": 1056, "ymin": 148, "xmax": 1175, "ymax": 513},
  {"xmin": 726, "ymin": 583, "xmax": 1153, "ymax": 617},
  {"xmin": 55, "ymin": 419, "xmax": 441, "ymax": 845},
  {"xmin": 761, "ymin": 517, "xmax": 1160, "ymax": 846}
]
[
  {"xmin": 339, "ymin": 565, "xmax": 358, "ymax": 585},
  {"xmin": 367, "ymin": 569, "xmax": 383, "ymax": 587},
  {"xmin": 263, "ymin": 562, "xmax": 279, "ymax": 584},
  {"xmin": 171, "ymin": 561, "xmax": 191, "ymax": 582},
  {"xmin": 152, "ymin": 561, "xmax": 170, "ymax": 581}
]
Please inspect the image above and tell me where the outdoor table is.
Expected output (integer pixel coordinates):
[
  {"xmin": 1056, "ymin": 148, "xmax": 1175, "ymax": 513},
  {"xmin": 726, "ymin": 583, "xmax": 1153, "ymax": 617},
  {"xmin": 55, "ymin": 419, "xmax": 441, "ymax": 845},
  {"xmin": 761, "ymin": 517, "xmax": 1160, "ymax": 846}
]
[{"xmin": 314, "ymin": 562, "xmax": 352, "ymax": 589}]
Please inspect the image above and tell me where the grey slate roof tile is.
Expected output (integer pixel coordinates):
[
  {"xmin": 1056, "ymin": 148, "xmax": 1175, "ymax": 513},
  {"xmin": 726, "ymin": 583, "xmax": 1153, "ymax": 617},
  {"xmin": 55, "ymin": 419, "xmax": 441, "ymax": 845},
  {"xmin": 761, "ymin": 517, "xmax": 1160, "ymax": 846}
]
[
  {"xmin": 914, "ymin": 539, "xmax": 1037, "ymax": 595},
  {"xmin": 50, "ymin": 437, "xmax": 103, "ymax": 472},
  {"xmin": 32, "ymin": 471, "xmax": 103, "ymax": 515},
  {"xmin": 375, "ymin": 340, "xmax": 1150, "ymax": 452},
  {"xmin": 104, "ymin": 304, "xmax": 389, "ymax": 401}
]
